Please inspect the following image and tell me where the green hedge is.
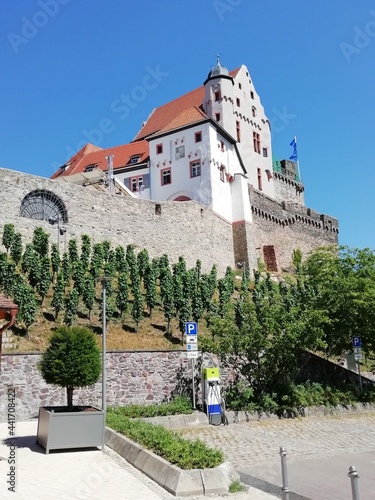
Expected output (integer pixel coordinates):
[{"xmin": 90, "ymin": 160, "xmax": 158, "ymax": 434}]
[
  {"xmin": 108, "ymin": 396, "xmax": 192, "ymax": 418},
  {"xmin": 106, "ymin": 408, "xmax": 223, "ymax": 469}
]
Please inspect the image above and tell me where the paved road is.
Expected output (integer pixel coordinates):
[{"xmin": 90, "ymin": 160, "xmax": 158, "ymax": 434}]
[{"xmin": 179, "ymin": 412, "xmax": 375, "ymax": 499}]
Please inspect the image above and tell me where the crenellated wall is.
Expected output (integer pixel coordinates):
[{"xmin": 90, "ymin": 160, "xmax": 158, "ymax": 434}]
[{"xmin": 249, "ymin": 187, "xmax": 338, "ymax": 270}]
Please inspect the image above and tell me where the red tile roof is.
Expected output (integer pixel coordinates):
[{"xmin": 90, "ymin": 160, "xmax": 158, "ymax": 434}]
[
  {"xmin": 133, "ymin": 68, "xmax": 240, "ymax": 141},
  {"xmin": 51, "ymin": 140, "xmax": 149, "ymax": 179},
  {"xmin": 155, "ymin": 106, "xmax": 208, "ymax": 136}
]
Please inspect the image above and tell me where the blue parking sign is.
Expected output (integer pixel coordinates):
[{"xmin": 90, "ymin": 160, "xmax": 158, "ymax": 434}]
[
  {"xmin": 352, "ymin": 336, "xmax": 362, "ymax": 348},
  {"xmin": 185, "ymin": 322, "xmax": 197, "ymax": 335}
]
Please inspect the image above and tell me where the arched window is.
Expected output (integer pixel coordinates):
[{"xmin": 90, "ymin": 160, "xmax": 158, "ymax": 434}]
[{"xmin": 20, "ymin": 189, "xmax": 68, "ymax": 223}]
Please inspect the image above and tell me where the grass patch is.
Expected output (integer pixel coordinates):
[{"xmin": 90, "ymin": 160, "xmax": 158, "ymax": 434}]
[
  {"xmin": 229, "ymin": 480, "xmax": 246, "ymax": 493},
  {"xmin": 106, "ymin": 407, "xmax": 223, "ymax": 469}
]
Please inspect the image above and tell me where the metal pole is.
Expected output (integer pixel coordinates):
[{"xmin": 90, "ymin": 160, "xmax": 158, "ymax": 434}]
[
  {"xmin": 348, "ymin": 466, "xmax": 360, "ymax": 500},
  {"xmin": 102, "ymin": 280, "xmax": 107, "ymax": 413},
  {"xmin": 279, "ymin": 447, "xmax": 290, "ymax": 500},
  {"xmin": 101, "ymin": 279, "xmax": 107, "ymax": 452},
  {"xmin": 357, "ymin": 361, "xmax": 363, "ymax": 393},
  {"xmin": 192, "ymin": 358, "xmax": 196, "ymax": 410}
]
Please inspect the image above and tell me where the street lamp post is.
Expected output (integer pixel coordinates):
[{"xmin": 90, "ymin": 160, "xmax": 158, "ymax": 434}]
[{"xmin": 96, "ymin": 276, "xmax": 112, "ymax": 451}]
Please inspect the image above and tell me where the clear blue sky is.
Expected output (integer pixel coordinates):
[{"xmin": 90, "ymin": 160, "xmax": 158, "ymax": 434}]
[{"xmin": 2, "ymin": 0, "xmax": 375, "ymax": 250}]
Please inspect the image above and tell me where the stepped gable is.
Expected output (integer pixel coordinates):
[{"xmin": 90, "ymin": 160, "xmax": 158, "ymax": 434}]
[
  {"xmin": 133, "ymin": 68, "xmax": 240, "ymax": 141},
  {"xmin": 51, "ymin": 140, "xmax": 149, "ymax": 179}
]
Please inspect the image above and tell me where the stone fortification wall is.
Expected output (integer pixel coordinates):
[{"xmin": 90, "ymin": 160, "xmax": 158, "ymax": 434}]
[
  {"xmin": 0, "ymin": 168, "xmax": 234, "ymax": 275},
  {"xmin": 273, "ymin": 171, "xmax": 305, "ymax": 206},
  {"xmin": 249, "ymin": 187, "xmax": 338, "ymax": 270}
]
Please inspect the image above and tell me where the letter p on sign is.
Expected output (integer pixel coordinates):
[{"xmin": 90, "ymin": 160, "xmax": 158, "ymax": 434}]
[{"xmin": 185, "ymin": 322, "xmax": 197, "ymax": 335}]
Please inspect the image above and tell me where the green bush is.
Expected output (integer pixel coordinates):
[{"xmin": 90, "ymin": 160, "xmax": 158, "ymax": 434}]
[
  {"xmin": 106, "ymin": 409, "xmax": 223, "ymax": 469},
  {"xmin": 108, "ymin": 396, "xmax": 192, "ymax": 418}
]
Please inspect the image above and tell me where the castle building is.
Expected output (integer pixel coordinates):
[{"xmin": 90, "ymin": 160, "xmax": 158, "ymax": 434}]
[{"xmin": 26, "ymin": 60, "xmax": 338, "ymax": 272}]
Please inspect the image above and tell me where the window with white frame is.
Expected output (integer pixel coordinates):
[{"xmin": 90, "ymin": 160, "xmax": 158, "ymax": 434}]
[
  {"xmin": 161, "ymin": 168, "xmax": 171, "ymax": 185},
  {"xmin": 190, "ymin": 159, "xmax": 201, "ymax": 178},
  {"xmin": 130, "ymin": 176, "xmax": 143, "ymax": 192}
]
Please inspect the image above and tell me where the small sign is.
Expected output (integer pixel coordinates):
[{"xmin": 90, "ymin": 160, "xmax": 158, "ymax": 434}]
[
  {"xmin": 352, "ymin": 336, "xmax": 362, "ymax": 348},
  {"xmin": 185, "ymin": 322, "xmax": 198, "ymax": 335},
  {"xmin": 354, "ymin": 347, "xmax": 362, "ymax": 360},
  {"xmin": 186, "ymin": 336, "xmax": 198, "ymax": 344},
  {"xmin": 187, "ymin": 351, "xmax": 199, "ymax": 359},
  {"xmin": 187, "ymin": 343, "xmax": 198, "ymax": 351}
]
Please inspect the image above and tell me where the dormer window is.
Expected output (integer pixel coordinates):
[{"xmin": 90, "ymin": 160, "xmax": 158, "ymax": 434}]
[
  {"xmin": 128, "ymin": 155, "xmax": 141, "ymax": 164},
  {"xmin": 84, "ymin": 164, "xmax": 97, "ymax": 173}
]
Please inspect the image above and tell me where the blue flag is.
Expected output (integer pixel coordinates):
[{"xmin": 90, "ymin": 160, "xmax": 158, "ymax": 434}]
[{"xmin": 289, "ymin": 137, "xmax": 298, "ymax": 161}]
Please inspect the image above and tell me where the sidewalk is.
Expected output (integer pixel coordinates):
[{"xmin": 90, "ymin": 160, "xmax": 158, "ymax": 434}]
[{"xmin": 0, "ymin": 420, "xmax": 279, "ymax": 500}]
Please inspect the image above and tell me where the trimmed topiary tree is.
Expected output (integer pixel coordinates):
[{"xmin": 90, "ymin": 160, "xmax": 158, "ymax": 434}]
[{"xmin": 39, "ymin": 326, "xmax": 101, "ymax": 410}]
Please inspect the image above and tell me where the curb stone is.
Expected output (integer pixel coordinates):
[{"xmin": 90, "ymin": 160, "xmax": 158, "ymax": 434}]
[{"xmin": 105, "ymin": 427, "xmax": 239, "ymax": 496}]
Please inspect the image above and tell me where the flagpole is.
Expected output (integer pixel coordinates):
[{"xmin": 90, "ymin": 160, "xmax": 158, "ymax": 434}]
[{"xmin": 295, "ymin": 136, "xmax": 301, "ymax": 182}]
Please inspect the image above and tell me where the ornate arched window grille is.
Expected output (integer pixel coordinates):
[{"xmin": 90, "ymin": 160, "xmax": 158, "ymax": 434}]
[{"xmin": 20, "ymin": 190, "xmax": 68, "ymax": 223}]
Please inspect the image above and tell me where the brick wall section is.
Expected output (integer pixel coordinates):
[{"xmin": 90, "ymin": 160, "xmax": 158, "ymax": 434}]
[{"xmin": 0, "ymin": 168, "xmax": 234, "ymax": 275}]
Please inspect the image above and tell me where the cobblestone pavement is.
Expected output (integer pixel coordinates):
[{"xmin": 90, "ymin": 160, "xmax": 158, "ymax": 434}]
[
  {"xmin": 179, "ymin": 413, "xmax": 375, "ymax": 467},
  {"xmin": 179, "ymin": 413, "xmax": 375, "ymax": 499}
]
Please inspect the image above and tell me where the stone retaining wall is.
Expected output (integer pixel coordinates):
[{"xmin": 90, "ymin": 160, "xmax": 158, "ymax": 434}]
[{"xmin": 0, "ymin": 350, "xmax": 219, "ymax": 422}]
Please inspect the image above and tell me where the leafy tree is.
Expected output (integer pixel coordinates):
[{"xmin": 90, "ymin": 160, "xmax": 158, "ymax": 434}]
[
  {"xmin": 2, "ymin": 261, "xmax": 17, "ymax": 296},
  {"xmin": 63, "ymin": 288, "xmax": 79, "ymax": 327},
  {"xmin": 131, "ymin": 270, "xmax": 143, "ymax": 332},
  {"xmin": 89, "ymin": 243, "xmax": 104, "ymax": 279},
  {"xmin": 301, "ymin": 246, "xmax": 375, "ymax": 355},
  {"xmin": 116, "ymin": 272, "xmax": 129, "ymax": 317},
  {"xmin": 173, "ymin": 274, "xmax": 184, "ymax": 318},
  {"xmin": 144, "ymin": 264, "xmax": 157, "ymax": 318},
  {"xmin": 21, "ymin": 244, "xmax": 36, "ymax": 275},
  {"xmin": 51, "ymin": 272, "xmax": 65, "ymax": 321},
  {"xmin": 102, "ymin": 240, "xmax": 111, "ymax": 261},
  {"xmin": 72, "ymin": 261, "xmax": 85, "ymax": 296},
  {"xmin": 137, "ymin": 248, "xmax": 149, "ymax": 279},
  {"xmin": 39, "ymin": 326, "xmax": 101, "ymax": 410},
  {"xmin": 162, "ymin": 267, "xmax": 175, "ymax": 335},
  {"xmin": 80, "ymin": 234, "xmax": 91, "ymax": 270},
  {"xmin": 200, "ymin": 275, "xmax": 328, "ymax": 407},
  {"xmin": 126, "ymin": 244, "xmax": 138, "ymax": 282},
  {"xmin": 16, "ymin": 282, "xmax": 38, "ymax": 336},
  {"xmin": 82, "ymin": 275, "xmax": 95, "ymax": 320},
  {"xmin": 36, "ymin": 257, "xmax": 52, "ymax": 304},
  {"xmin": 10, "ymin": 232, "xmax": 23, "ymax": 265},
  {"xmin": 0, "ymin": 252, "xmax": 7, "ymax": 287},
  {"xmin": 68, "ymin": 239, "xmax": 79, "ymax": 264},
  {"xmin": 2, "ymin": 224, "xmax": 15, "ymax": 254},
  {"xmin": 61, "ymin": 252, "xmax": 71, "ymax": 284},
  {"xmin": 32, "ymin": 227, "xmax": 49, "ymax": 257},
  {"xmin": 115, "ymin": 245, "xmax": 127, "ymax": 274},
  {"xmin": 50, "ymin": 243, "xmax": 60, "ymax": 282}
]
